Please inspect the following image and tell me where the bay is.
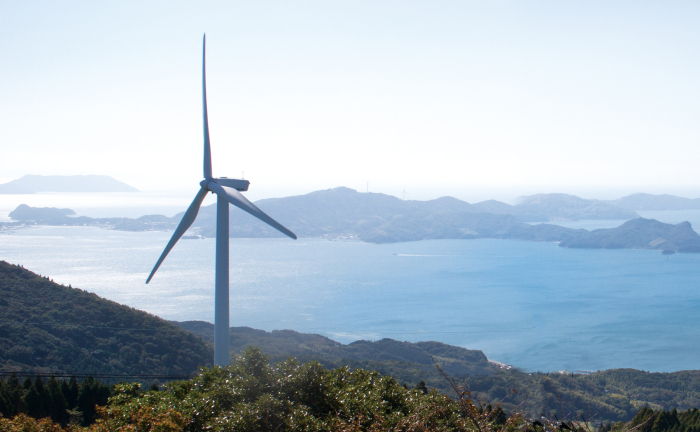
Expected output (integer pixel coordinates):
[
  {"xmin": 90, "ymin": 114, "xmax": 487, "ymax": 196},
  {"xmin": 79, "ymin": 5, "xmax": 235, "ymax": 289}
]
[{"xmin": 1, "ymin": 225, "xmax": 699, "ymax": 373}]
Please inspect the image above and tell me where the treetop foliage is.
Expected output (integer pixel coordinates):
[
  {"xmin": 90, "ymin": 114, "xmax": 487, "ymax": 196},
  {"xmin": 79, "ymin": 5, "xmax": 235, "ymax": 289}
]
[{"xmin": 2, "ymin": 349, "xmax": 700, "ymax": 432}]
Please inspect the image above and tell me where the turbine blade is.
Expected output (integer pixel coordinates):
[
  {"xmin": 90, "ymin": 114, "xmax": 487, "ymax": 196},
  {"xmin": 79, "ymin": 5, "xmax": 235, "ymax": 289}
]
[
  {"xmin": 146, "ymin": 187, "xmax": 209, "ymax": 283},
  {"xmin": 208, "ymin": 182, "xmax": 297, "ymax": 240},
  {"xmin": 202, "ymin": 34, "xmax": 213, "ymax": 179}
]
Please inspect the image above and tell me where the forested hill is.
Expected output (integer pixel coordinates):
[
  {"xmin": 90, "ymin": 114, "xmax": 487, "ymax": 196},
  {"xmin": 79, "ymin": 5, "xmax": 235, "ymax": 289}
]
[
  {"xmin": 560, "ymin": 219, "xmax": 700, "ymax": 252},
  {"xmin": 172, "ymin": 321, "xmax": 498, "ymax": 378},
  {"xmin": 0, "ymin": 261, "xmax": 212, "ymax": 376}
]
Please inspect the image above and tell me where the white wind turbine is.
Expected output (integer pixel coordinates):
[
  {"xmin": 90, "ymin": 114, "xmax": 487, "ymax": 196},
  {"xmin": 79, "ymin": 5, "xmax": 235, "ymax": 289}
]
[{"xmin": 146, "ymin": 35, "xmax": 297, "ymax": 366}]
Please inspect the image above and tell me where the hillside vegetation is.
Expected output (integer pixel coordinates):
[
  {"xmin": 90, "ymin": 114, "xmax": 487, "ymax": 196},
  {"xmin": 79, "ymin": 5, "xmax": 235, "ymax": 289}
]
[
  {"xmin": 4, "ymin": 349, "xmax": 700, "ymax": 432},
  {"xmin": 173, "ymin": 322, "xmax": 497, "ymax": 378},
  {"xmin": 1, "ymin": 347, "xmax": 516, "ymax": 431},
  {"xmin": 173, "ymin": 322, "xmax": 700, "ymax": 423},
  {"xmin": 0, "ymin": 375, "xmax": 112, "ymax": 426},
  {"xmin": 0, "ymin": 261, "xmax": 212, "ymax": 376}
]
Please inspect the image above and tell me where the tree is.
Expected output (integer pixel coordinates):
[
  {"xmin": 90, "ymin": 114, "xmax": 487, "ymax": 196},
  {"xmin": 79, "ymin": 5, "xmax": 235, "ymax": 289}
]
[
  {"xmin": 0, "ymin": 378, "xmax": 14, "ymax": 418},
  {"xmin": 77, "ymin": 376, "xmax": 111, "ymax": 426},
  {"xmin": 415, "ymin": 380, "xmax": 429, "ymax": 394},
  {"xmin": 6, "ymin": 374, "xmax": 23, "ymax": 416},
  {"xmin": 47, "ymin": 376, "xmax": 69, "ymax": 424},
  {"xmin": 23, "ymin": 377, "xmax": 51, "ymax": 419},
  {"xmin": 60, "ymin": 376, "xmax": 79, "ymax": 410}
]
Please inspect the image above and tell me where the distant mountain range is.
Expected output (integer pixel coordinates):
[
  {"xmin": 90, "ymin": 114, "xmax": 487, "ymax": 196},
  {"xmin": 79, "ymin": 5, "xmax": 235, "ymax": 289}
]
[
  {"xmin": 515, "ymin": 193, "xmax": 638, "ymax": 220},
  {"xmin": 180, "ymin": 188, "xmax": 700, "ymax": 251},
  {"xmin": 605, "ymin": 193, "xmax": 700, "ymax": 211},
  {"xmin": 5, "ymin": 188, "xmax": 700, "ymax": 252},
  {"xmin": 185, "ymin": 187, "xmax": 638, "ymax": 239},
  {"xmin": 0, "ymin": 175, "xmax": 138, "ymax": 194}
]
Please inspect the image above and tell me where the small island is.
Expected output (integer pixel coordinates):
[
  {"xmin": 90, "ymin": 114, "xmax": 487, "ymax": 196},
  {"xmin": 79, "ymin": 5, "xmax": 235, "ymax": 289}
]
[
  {"xmin": 0, "ymin": 175, "xmax": 138, "ymax": 194},
  {"xmin": 4, "ymin": 204, "xmax": 176, "ymax": 232}
]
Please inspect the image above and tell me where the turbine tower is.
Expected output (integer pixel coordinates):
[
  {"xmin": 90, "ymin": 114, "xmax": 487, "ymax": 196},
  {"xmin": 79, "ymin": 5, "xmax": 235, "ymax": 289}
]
[{"xmin": 146, "ymin": 35, "xmax": 296, "ymax": 367}]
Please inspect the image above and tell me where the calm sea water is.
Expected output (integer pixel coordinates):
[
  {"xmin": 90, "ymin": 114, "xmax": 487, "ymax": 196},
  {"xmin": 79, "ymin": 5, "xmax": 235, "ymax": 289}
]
[{"xmin": 1, "ymin": 223, "xmax": 699, "ymax": 373}]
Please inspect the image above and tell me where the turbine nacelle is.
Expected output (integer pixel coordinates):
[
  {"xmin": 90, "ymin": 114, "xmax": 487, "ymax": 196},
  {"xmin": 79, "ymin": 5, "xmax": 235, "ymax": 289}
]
[{"xmin": 202, "ymin": 177, "xmax": 250, "ymax": 192}]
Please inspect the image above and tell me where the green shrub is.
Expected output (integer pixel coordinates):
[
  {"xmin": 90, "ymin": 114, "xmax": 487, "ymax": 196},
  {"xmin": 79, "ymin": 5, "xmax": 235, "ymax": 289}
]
[{"xmin": 93, "ymin": 347, "xmax": 518, "ymax": 432}]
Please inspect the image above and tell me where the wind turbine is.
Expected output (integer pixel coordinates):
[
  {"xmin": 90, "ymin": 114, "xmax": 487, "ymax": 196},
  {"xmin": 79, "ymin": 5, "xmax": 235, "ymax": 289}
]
[{"xmin": 146, "ymin": 35, "xmax": 297, "ymax": 367}]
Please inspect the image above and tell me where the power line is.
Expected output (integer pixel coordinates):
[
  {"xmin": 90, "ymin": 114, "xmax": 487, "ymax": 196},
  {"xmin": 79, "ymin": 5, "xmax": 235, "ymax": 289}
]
[
  {"xmin": 312, "ymin": 328, "xmax": 536, "ymax": 335},
  {"xmin": 0, "ymin": 372, "xmax": 196, "ymax": 380},
  {"xmin": 0, "ymin": 320, "xmax": 536, "ymax": 335},
  {"xmin": 0, "ymin": 321, "xmax": 536, "ymax": 336},
  {"xmin": 0, "ymin": 321, "xmax": 169, "ymax": 332}
]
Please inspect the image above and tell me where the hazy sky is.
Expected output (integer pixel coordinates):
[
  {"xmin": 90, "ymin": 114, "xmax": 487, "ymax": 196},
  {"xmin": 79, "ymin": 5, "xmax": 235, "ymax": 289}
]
[{"xmin": 2, "ymin": 1, "xmax": 700, "ymax": 202}]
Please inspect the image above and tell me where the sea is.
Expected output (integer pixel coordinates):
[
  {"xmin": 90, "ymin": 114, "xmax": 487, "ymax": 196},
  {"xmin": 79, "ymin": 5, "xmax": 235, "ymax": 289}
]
[{"xmin": 1, "ymin": 193, "xmax": 700, "ymax": 373}]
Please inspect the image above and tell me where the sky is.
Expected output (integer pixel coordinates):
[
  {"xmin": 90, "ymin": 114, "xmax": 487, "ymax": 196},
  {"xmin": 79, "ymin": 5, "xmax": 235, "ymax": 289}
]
[{"xmin": 2, "ymin": 1, "xmax": 700, "ymax": 203}]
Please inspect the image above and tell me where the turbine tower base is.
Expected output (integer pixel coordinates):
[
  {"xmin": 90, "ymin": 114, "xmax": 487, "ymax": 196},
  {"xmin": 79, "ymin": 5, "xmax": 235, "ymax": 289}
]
[{"xmin": 214, "ymin": 194, "xmax": 230, "ymax": 366}]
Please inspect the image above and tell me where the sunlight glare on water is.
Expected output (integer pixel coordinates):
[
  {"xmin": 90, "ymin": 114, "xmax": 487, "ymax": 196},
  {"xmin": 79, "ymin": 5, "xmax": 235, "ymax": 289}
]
[{"xmin": 1, "ymin": 225, "xmax": 699, "ymax": 373}]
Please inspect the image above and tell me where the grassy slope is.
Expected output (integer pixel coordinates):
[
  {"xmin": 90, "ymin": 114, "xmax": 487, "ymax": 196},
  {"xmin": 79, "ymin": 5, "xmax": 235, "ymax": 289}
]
[{"xmin": 0, "ymin": 261, "xmax": 213, "ymax": 376}]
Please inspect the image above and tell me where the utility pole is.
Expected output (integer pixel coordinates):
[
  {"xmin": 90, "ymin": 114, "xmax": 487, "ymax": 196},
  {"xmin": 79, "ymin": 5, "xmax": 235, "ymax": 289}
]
[
  {"xmin": 365, "ymin": 181, "xmax": 371, "ymax": 193},
  {"xmin": 402, "ymin": 187, "xmax": 407, "ymax": 200}
]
